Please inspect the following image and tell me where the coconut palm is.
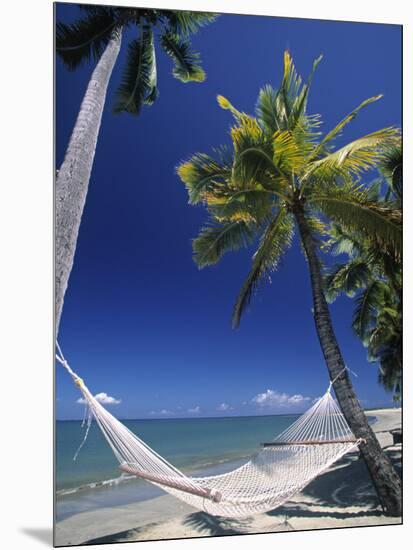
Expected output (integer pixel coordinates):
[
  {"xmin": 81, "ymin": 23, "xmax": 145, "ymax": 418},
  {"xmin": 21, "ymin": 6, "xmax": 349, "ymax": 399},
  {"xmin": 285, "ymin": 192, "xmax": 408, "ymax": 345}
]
[
  {"xmin": 380, "ymin": 141, "xmax": 402, "ymax": 205},
  {"xmin": 325, "ymin": 142, "xmax": 402, "ymax": 397},
  {"xmin": 178, "ymin": 51, "xmax": 401, "ymax": 515},
  {"xmin": 325, "ymin": 225, "xmax": 402, "ymax": 394},
  {"xmin": 55, "ymin": 5, "xmax": 216, "ymax": 334}
]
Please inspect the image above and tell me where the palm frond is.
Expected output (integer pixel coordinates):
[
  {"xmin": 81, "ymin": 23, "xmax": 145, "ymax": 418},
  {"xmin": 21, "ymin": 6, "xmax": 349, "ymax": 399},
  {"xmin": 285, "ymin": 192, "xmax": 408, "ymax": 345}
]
[
  {"xmin": 272, "ymin": 129, "xmax": 313, "ymax": 173},
  {"xmin": 324, "ymin": 212, "xmax": 401, "ymax": 396},
  {"xmin": 226, "ymin": 112, "xmax": 288, "ymax": 186},
  {"xmin": 379, "ymin": 139, "xmax": 402, "ymax": 202},
  {"xmin": 56, "ymin": 11, "xmax": 118, "ymax": 70},
  {"xmin": 322, "ymin": 224, "xmax": 361, "ymax": 257},
  {"xmin": 369, "ymin": 315, "xmax": 399, "ymax": 357},
  {"xmin": 289, "ymin": 54, "xmax": 323, "ymax": 130},
  {"xmin": 161, "ymin": 11, "xmax": 218, "ymax": 36},
  {"xmin": 113, "ymin": 26, "xmax": 158, "ymax": 115},
  {"xmin": 254, "ymin": 54, "xmax": 322, "ymax": 154},
  {"xmin": 310, "ymin": 95, "xmax": 384, "ymax": 160},
  {"xmin": 365, "ymin": 178, "xmax": 384, "ymax": 202},
  {"xmin": 144, "ymin": 35, "xmax": 158, "ymax": 106},
  {"xmin": 231, "ymin": 116, "xmax": 264, "ymax": 154},
  {"xmin": 177, "ymin": 152, "xmax": 232, "ymax": 204},
  {"xmin": 235, "ymin": 144, "xmax": 285, "ymax": 185},
  {"xmin": 209, "ymin": 186, "xmax": 278, "ymax": 224},
  {"xmin": 217, "ymin": 95, "xmax": 245, "ymax": 121},
  {"xmin": 232, "ymin": 209, "xmax": 294, "ymax": 327},
  {"xmin": 378, "ymin": 358, "xmax": 402, "ymax": 394},
  {"xmin": 78, "ymin": 5, "xmax": 118, "ymax": 16},
  {"xmin": 308, "ymin": 182, "xmax": 402, "ymax": 258},
  {"xmin": 161, "ymin": 33, "xmax": 205, "ymax": 82},
  {"xmin": 352, "ymin": 281, "xmax": 386, "ymax": 340},
  {"xmin": 193, "ymin": 219, "xmax": 255, "ymax": 268},
  {"xmin": 305, "ymin": 215, "xmax": 329, "ymax": 239},
  {"xmin": 371, "ymin": 302, "xmax": 402, "ymax": 387},
  {"xmin": 255, "ymin": 85, "xmax": 281, "ymax": 134},
  {"xmin": 279, "ymin": 50, "xmax": 302, "ymax": 120},
  {"xmin": 306, "ymin": 127, "xmax": 401, "ymax": 180},
  {"xmin": 224, "ymin": 183, "xmax": 289, "ymax": 207},
  {"xmin": 324, "ymin": 259, "xmax": 370, "ymax": 302},
  {"xmin": 217, "ymin": 97, "xmax": 285, "ymax": 184}
]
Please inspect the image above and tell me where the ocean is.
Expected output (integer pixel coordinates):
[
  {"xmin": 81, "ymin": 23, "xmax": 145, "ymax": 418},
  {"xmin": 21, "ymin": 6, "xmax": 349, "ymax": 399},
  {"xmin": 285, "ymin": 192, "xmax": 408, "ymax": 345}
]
[{"xmin": 55, "ymin": 414, "xmax": 375, "ymax": 521}]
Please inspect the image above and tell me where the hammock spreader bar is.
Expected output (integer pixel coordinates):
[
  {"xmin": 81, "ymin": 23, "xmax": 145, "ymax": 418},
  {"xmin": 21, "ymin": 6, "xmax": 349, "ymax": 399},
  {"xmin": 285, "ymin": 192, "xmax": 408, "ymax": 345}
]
[
  {"xmin": 56, "ymin": 343, "xmax": 363, "ymax": 518},
  {"xmin": 261, "ymin": 438, "xmax": 359, "ymax": 447},
  {"xmin": 119, "ymin": 463, "xmax": 222, "ymax": 502}
]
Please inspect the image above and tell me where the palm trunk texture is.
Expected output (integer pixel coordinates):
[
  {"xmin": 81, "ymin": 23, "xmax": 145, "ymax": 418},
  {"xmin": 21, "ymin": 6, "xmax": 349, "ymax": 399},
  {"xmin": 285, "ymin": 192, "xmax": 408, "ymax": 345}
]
[
  {"xmin": 294, "ymin": 204, "xmax": 402, "ymax": 516},
  {"xmin": 55, "ymin": 29, "xmax": 122, "ymax": 336}
]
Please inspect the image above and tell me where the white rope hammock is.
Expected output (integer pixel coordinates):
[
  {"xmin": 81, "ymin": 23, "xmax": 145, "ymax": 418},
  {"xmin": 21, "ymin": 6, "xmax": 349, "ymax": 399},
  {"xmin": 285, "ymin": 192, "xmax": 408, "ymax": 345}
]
[{"xmin": 56, "ymin": 345, "xmax": 363, "ymax": 518}]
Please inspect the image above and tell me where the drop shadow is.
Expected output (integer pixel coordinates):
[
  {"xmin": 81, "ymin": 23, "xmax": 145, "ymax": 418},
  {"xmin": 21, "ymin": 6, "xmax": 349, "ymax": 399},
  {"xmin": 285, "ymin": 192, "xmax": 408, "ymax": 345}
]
[
  {"xmin": 19, "ymin": 528, "xmax": 53, "ymax": 546},
  {"xmin": 86, "ymin": 525, "xmax": 146, "ymax": 545}
]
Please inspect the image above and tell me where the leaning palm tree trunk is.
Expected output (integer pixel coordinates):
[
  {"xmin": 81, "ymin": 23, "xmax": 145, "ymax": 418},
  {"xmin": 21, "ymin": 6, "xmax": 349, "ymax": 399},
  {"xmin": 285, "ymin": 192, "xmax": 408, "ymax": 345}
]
[
  {"xmin": 55, "ymin": 29, "xmax": 122, "ymax": 335},
  {"xmin": 294, "ymin": 204, "xmax": 402, "ymax": 516}
]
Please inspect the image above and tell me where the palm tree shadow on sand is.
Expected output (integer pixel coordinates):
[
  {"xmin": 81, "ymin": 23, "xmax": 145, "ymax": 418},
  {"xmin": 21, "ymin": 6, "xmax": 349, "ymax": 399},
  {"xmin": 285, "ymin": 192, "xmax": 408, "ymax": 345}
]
[
  {"xmin": 267, "ymin": 447, "xmax": 402, "ymax": 521},
  {"xmin": 86, "ymin": 515, "xmax": 251, "ymax": 544},
  {"xmin": 183, "ymin": 512, "xmax": 251, "ymax": 535},
  {"xmin": 182, "ymin": 447, "xmax": 402, "ymax": 537},
  {"xmin": 85, "ymin": 447, "xmax": 401, "ymax": 543}
]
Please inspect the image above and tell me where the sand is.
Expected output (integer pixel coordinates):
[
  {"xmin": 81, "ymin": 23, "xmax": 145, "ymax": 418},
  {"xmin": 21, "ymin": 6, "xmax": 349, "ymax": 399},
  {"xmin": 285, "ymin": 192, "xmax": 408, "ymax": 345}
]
[{"xmin": 54, "ymin": 408, "xmax": 402, "ymax": 546}]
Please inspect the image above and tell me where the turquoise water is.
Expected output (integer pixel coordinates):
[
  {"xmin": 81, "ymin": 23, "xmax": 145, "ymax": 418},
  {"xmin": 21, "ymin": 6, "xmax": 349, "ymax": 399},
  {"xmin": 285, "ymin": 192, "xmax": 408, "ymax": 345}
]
[
  {"xmin": 56, "ymin": 414, "xmax": 376, "ymax": 521},
  {"xmin": 56, "ymin": 415, "xmax": 298, "ymax": 493}
]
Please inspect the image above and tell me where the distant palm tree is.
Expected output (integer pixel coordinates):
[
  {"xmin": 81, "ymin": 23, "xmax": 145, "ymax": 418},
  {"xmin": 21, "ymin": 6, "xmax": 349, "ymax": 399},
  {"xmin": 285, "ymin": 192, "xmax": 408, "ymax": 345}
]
[
  {"xmin": 55, "ymin": 5, "xmax": 216, "ymax": 333},
  {"xmin": 178, "ymin": 51, "xmax": 401, "ymax": 515},
  {"xmin": 325, "ymin": 141, "xmax": 402, "ymax": 397}
]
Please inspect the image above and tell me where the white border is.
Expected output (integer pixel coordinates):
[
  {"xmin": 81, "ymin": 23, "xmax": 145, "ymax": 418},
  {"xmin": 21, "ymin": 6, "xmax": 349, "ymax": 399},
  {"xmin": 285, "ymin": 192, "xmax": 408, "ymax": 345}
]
[{"xmin": 1, "ymin": 1, "xmax": 411, "ymax": 549}]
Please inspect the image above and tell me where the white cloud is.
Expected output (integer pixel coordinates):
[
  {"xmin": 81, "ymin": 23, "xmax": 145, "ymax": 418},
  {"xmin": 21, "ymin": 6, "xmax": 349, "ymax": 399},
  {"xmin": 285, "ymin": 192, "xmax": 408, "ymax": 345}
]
[
  {"xmin": 216, "ymin": 402, "xmax": 232, "ymax": 412},
  {"xmin": 251, "ymin": 389, "xmax": 311, "ymax": 410},
  {"xmin": 77, "ymin": 392, "xmax": 121, "ymax": 405},
  {"xmin": 149, "ymin": 409, "xmax": 173, "ymax": 416},
  {"xmin": 288, "ymin": 394, "xmax": 310, "ymax": 404},
  {"xmin": 187, "ymin": 405, "xmax": 201, "ymax": 414}
]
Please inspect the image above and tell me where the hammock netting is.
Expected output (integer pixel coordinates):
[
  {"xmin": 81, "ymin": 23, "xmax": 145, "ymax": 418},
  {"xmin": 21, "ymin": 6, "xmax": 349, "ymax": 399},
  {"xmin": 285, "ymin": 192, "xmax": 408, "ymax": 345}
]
[{"xmin": 56, "ymin": 349, "xmax": 362, "ymax": 518}]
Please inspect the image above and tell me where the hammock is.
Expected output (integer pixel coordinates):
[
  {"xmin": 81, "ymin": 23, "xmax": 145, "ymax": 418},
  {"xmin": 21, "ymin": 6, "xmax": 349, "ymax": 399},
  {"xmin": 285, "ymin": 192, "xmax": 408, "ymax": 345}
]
[{"xmin": 56, "ymin": 347, "xmax": 363, "ymax": 518}]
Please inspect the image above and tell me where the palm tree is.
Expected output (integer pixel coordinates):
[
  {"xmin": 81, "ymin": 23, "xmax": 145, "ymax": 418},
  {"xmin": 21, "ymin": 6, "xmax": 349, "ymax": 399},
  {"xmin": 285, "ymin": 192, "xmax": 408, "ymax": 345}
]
[
  {"xmin": 325, "ymin": 225, "xmax": 402, "ymax": 394},
  {"xmin": 55, "ymin": 5, "xmax": 216, "ymax": 334},
  {"xmin": 177, "ymin": 51, "xmax": 402, "ymax": 515},
  {"xmin": 325, "ymin": 142, "xmax": 402, "ymax": 397}
]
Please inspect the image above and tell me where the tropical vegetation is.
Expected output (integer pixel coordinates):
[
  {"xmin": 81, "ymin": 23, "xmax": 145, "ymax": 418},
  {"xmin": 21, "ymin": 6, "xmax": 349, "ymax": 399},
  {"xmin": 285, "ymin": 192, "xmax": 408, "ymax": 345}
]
[
  {"xmin": 325, "ymin": 141, "xmax": 402, "ymax": 399},
  {"xmin": 178, "ymin": 51, "xmax": 402, "ymax": 515}
]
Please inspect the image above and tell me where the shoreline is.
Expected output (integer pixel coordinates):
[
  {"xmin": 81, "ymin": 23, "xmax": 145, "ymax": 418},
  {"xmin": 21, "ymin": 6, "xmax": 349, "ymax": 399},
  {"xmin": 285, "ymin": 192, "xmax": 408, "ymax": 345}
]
[
  {"xmin": 55, "ymin": 408, "xmax": 402, "ymax": 546},
  {"xmin": 55, "ymin": 411, "xmax": 382, "ymax": 499},
  {"xmin": 56, "ymin": 452, "xmax": 253, "ymax": 498}
]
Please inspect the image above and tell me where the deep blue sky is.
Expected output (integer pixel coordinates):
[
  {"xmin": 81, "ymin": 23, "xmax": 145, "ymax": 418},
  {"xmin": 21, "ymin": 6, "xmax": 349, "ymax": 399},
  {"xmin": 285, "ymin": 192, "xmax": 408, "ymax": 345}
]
[{"xmin": 55, "ymin": 4, "xmax": 401, "ymax": 420}]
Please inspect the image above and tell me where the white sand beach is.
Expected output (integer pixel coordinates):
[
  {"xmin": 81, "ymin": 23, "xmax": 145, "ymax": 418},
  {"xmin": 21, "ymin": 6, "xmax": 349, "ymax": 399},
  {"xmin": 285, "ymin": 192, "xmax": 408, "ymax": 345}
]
[{"xmin": 55, "ymin": 408, "xmax": 402, "ymax": 546}]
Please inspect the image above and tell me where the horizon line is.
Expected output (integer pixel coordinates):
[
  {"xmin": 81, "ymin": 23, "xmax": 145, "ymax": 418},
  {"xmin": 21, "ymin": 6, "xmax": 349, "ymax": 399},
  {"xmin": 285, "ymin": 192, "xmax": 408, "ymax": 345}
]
[{"xmin": 56, "ymin": 405, "xmax": 398, "ymax": 423}]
